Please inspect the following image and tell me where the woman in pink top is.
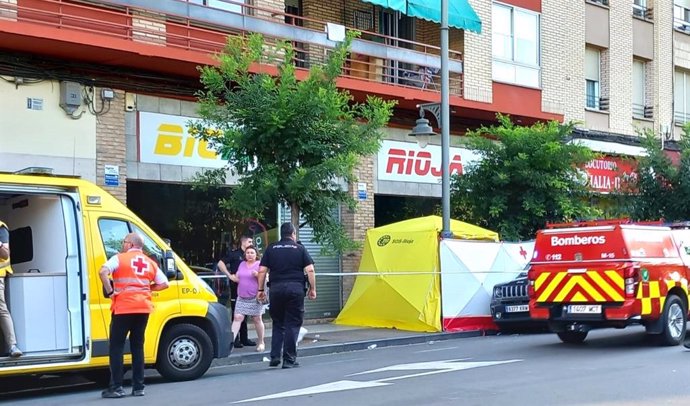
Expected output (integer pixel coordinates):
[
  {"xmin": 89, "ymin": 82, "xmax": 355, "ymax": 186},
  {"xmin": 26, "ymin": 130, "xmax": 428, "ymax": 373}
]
[{"xmin": 228, "ymin": 246, "xmax": 265, "ymax": 352}]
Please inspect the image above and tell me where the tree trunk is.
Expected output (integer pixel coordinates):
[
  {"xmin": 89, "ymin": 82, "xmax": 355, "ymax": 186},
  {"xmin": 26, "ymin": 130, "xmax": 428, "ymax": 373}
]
[{"xmin": 290, "ymin": 201, "xmax": 300, "ymax": 240}]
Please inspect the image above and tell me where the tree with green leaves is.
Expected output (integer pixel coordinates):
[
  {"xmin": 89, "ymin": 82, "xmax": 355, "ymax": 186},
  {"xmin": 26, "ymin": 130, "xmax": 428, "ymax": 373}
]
[
  {"xmin": 629, "ymin": 126, "xmax": 690, "ymax": 222},
  {"xmin": 191, "ymin": 32, "xmax": 395, "ymax": 252},
  {"xmin": 450, "ymin": 114, "xmax": 601, "ymax": 241}
]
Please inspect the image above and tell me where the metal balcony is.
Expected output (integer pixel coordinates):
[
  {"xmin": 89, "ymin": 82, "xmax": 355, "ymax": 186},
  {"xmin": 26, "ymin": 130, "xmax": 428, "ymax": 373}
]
[{"xmin": 0, "ymin": 0, "xmax": 464, "ymax": 96}]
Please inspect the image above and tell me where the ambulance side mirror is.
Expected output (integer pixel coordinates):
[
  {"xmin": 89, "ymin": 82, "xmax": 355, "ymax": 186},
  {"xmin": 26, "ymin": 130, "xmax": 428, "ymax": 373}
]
[{"xmin": 163, "ymin": 250, "xmax": 177, "ymax": 279}]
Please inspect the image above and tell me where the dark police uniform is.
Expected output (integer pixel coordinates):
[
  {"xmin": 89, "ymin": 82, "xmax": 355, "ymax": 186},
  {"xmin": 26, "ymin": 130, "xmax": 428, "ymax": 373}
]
[{"xmin": 260, "ymin": 237, "xmax": 314, "ymax": 365}]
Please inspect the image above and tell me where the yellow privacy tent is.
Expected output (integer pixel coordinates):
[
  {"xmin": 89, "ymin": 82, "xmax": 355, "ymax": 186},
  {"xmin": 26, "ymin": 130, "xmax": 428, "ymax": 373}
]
[{"xmin": 335, "ymin": 216, "xmax": 498, "ymax": 332}]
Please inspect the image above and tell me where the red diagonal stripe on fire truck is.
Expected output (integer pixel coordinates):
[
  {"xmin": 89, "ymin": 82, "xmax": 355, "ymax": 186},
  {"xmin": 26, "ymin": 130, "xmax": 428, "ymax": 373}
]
[
  {"xmin": 539, "ymin": 272, "xmax": 567, "ymax": 302},
  {"xmin": 562, "ymin": 283, "xmax": 598, "ymax": 302},
  {"xmin": 583, "ymin": 271, "xmax": 622, "ymax": 302}
]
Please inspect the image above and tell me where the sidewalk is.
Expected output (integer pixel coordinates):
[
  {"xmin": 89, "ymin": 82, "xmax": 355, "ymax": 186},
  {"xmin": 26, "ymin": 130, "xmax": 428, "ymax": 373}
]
[{"xmin": 213, "ymin": 319, "xmax": 486, "ymax": 367}]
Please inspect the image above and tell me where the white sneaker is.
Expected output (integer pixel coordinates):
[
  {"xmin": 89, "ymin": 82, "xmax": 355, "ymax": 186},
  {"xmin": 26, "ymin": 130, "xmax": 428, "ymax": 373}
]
[
  {"xmin": 297, "ymin": 327, "xmax": 308, "ymax": 346},
  {"xmin": 9, "ymin": 345, "xmax": 22, "ymax": 358}
]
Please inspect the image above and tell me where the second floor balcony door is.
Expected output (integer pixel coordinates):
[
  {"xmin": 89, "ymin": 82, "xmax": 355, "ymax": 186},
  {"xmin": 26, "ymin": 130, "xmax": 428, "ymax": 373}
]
[{"xmin": 380, "ymin": 9, "xmax": 414, "ymax": 85}]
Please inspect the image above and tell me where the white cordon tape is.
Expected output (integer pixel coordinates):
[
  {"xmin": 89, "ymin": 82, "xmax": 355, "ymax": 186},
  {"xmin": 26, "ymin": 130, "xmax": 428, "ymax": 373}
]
[{"xmin": 199, "ymin": 271, "xmax": 524, "ymax": 278}]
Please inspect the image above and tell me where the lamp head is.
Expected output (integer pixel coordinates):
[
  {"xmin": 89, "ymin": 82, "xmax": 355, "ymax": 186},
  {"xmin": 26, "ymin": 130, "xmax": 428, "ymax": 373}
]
[{"xmin": 409, "ymin": 117, "xmax": 436, "ymax": 148}]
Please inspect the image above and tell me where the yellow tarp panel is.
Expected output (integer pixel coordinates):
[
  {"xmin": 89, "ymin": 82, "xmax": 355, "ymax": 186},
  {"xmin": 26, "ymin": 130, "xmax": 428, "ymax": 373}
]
[
  {"xmin": 374, "ymin": 216, "xmax": 498, "ymax": 241},
  {"xmin": 335, "ymin": 216, "xmax": 498, "ymax": 332}
]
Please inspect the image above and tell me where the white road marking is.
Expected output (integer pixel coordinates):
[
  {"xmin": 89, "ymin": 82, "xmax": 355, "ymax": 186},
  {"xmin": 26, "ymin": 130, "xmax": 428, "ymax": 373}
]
[
  {"xmin": 414, "ymin": 346, "xmax": 459, "ymax": 354},
  {"xmin": 232, "ymin": 380, "xmax": 391, "ymax": 403},
  {"xmin": 233, "ymin": 358, "xmax": 522, "ymax": 403}
]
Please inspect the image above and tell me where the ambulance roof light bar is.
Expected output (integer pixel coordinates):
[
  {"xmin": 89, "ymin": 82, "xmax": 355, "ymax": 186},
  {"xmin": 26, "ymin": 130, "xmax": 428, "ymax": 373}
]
[{"xmin": 14, "ymin": 167, "xmax": 54, "ymax": 175}]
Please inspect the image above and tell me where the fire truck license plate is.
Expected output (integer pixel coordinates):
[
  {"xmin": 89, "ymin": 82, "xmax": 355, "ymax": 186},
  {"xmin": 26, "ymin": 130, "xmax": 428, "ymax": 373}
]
[
  {"xmin": 505, "ymin": 305, "xmax": 529, "ymax": 313},
  {"xmin": 567, "ymin": 305, "xmax": 601, "ymax": 314}
]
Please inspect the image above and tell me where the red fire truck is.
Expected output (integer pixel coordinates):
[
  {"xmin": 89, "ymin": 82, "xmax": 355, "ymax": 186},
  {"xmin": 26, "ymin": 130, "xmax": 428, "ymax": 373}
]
[{"xmin": 528, "ymin": 220, "xmax": 690, "ymax": 345}]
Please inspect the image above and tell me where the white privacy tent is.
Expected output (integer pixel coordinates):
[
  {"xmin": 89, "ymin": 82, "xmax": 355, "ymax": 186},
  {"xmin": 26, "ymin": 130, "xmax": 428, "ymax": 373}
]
[{"xmin": 440, "ymin": 239, "xmax": 535, "ymax": 331}]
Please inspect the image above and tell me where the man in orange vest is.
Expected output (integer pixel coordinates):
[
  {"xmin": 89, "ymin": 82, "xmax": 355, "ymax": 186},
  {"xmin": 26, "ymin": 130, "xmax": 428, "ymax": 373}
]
[
  {"xmin": 99, "ymin": 232, "xmax": 169, "ymax": 398},
  {"xmin": 0, "ymin": 220, "xmax": 21, "ymax": 358}
]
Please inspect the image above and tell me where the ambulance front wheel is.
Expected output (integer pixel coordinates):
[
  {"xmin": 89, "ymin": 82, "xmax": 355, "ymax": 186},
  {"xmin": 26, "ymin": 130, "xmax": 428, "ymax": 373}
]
[
  {"xmin": 557, "ymin": 331, "xmax": 588, "ymax": 344},
  {"xmin": 156, "ymin": 323, "xmax": 214, "ymax": 381},
  {"xmin": 659, "ymin": 294, "xmax": 686, "ymax": 346}
]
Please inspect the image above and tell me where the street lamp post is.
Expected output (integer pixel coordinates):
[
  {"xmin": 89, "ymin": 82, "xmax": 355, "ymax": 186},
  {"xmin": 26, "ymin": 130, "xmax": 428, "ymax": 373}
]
[{"xmin": 409, "ymin": 0, "xmax": 452, "ymax": 239}]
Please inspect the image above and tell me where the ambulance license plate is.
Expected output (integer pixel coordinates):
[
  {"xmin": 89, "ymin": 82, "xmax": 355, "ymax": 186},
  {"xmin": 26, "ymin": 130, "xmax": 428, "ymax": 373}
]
[
  {"xmin": 505, "ymin": 305, "xmax": 529, "ymax": 313},
  {"xmin": 567, "ymin": 305, "xmax": 601, "ymax": 314}
]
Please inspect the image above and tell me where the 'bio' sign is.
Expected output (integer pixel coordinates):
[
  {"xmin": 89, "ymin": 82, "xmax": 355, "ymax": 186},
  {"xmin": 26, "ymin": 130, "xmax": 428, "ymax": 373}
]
[{"xmin": 138, "ymin": 112, "xmax": 227, "ymax": 168}]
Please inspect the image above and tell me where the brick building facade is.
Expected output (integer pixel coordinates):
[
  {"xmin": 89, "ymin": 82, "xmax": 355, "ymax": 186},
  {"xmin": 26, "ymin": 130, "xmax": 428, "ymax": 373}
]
[{"xmin": 1, "ymin": 0, "xmax": 687, "ymax": 316}]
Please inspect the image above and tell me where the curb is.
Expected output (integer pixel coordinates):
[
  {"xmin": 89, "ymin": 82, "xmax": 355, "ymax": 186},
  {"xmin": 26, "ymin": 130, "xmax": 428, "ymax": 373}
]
[{"xmin": 212, "ymin": 330, "xmax": 485, "ymax": 367}]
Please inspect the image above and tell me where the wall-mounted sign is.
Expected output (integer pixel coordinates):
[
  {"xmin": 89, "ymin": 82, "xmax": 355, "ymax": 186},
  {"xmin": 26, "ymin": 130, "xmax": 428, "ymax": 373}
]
[
  {"xmin": 104, "ymin": 164, "xmax": 119, "ymax": 186},
  {"xmin": 138, "ymin": 112, "xmax": 227, "ymax": 168},
  {"xmin": 377, "ymin": 140, "xmax": 480, "ymax": 184},
  {"xmin": 357, "ymin": 182, "xmax": 367, "ymax": 200},
  {"xmin": 582, "ymin": 156, "xmax": 637, "ymax": 193}
]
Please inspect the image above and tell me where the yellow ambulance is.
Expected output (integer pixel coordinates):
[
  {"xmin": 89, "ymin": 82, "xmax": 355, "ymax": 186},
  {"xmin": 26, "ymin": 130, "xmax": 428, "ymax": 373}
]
[{"xmin": 0, "ymin": 171, "xmax": 232, "ymax": 381}]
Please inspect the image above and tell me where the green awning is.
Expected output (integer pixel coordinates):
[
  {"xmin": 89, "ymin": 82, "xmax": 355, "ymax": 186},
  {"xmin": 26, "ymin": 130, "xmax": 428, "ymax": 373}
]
[{"xmin": 362, "ymin": 0, "xmax": 482, "ymax": 33}]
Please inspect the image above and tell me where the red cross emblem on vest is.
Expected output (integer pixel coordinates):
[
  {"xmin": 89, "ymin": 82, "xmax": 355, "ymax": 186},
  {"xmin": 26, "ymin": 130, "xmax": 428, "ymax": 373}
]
[{"xmin": 131, "ymin": 255, "xmax": 149, "ymax": 275}]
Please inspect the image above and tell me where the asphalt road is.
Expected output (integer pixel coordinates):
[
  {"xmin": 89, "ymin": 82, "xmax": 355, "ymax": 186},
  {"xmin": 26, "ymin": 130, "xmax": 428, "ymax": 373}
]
[{"xmin": 4, "ymin": 326, "xmax": 690, "ymax": 405}]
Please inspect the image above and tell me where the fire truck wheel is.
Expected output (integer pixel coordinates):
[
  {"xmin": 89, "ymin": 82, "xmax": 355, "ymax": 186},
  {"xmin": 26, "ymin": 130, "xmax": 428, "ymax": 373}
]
[
  {"xmin": 557, "ymin": 331, "xmax": 588, "ymax": 344},
  {"xmin": 659, "ymin": 294, "xmax": 686, "ymax": 346}
]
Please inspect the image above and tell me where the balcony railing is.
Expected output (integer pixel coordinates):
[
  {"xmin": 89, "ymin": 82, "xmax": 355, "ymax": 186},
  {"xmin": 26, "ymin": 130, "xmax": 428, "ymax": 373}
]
[
  {"xmin": 675, "ymin": 5, "xmax": 690, "ymax": 33},
  {"xmin": 632, "ymin": 103, "xmax": 653, "ymax": 119},
  {"xmin": 0, "ymin": 0, "xmax": 464, "ymax": 96},
  {"xmin": 586, "ymin": 95, "xmax": 609, "ymax": 111},
  {"xmin": 632, "ymin": 2, "xmax": 653, "ymax": 20},
  {"xmin": 675, "ymin": 111, "xmax": 690, "ymax": 124},
  {"xmin": 587, "ymin": 0, "xmax": 609, "ymax": 7}
]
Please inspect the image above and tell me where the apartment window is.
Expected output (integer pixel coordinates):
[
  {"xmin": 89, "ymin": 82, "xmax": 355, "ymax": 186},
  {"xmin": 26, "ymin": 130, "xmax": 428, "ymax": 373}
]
[
  {"xmin": 190, "ymin": 0, "xmax": 246, "ymax": 14},
  {"xmin": 675, "ymin": 69, "xmax": 690, "ymax": 124},
  {"xmin": 585, "ymin": 47, "xmax": 601, "ymax": 109},
  {"xmin": 492, "ymin": 3, "xmax": 540, "ymax": 88},
  {"xmin": 676, "ymin": 1, "xmax": 690, "ymax": 31},
  {"xmin": 633, "ymin": 0, "xmax": 648, "ymax": 18},
  {"xmin": 632, "ymin": 60, "xmax": 646, "ymax": 118}
]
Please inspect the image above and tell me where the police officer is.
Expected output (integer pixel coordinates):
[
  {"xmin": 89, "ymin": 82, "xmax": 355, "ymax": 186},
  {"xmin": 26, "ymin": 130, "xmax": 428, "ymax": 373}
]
[
  {"xmin": 257, "ymin": 222, "xmax": 316, "ymax": 369},
  {"xmin": 0, "ymin": 221, "xmax": 21, "ymax": 358}
]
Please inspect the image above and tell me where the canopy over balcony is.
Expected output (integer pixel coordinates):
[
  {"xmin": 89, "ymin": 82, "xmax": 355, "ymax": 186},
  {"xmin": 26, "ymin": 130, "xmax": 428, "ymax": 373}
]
[{"xmin": 361, "ymin": 0, "xmax": 482, "ymax": 33}]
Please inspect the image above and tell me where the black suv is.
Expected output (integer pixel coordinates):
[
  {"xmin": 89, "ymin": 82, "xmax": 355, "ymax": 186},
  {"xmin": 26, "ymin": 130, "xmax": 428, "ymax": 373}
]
[{"xmin": 490, "ymin": 271, "xmax": 544, "ymax": 331}]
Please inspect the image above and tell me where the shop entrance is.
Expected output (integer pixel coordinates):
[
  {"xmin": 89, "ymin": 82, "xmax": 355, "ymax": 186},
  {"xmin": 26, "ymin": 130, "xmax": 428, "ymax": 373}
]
[
  {"xmin": 375, "ymin": 194, "xmax": 441, "ymax": 227},
  {"xmin": 127, "ymin": 181, "xmax": 277, "ymax": 267}
]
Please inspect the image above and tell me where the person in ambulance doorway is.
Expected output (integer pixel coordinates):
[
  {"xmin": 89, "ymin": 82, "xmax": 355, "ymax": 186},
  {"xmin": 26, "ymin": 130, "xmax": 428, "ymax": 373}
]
[
  {"xmin": 217, "ymin": 235, "xmax": 256, "ymax": 348},
  {"xmin": 0, "ymin": 221, "xmax": 22, "ymax": 358},
  {"xmin": 257, "ymin": 222, "xmax": 316, "ymax": 369},
  {"xmin": 99, "ymin": 232, "xmax": 169, "ymax": 399}
]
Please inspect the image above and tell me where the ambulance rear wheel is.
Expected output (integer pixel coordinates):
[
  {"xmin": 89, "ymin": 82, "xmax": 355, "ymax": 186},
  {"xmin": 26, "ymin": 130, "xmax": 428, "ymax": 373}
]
[
  {"xmin": 156, "ymin": 323, "xmax": 214, "ymax": 381},
  {"xmin": 557, "ymin": 331, "xmax": 587, "ymax": 344},
  {"xmin": 659, "ymin": 295, "xmax": 686, "ymax": 346}
]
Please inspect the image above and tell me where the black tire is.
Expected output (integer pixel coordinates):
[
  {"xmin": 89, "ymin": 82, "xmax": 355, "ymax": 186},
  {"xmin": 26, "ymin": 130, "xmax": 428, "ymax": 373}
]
[
  {"xmin": 156, "ymin": 323, "xmax": 214, "ymax": 381},
  {"xmin": 659, "ymin": 295, "xmax": 687, "ymax": 346},
  {"xmin": 557, "ymin": 331, "xmax": 588, "ymax": 344}
]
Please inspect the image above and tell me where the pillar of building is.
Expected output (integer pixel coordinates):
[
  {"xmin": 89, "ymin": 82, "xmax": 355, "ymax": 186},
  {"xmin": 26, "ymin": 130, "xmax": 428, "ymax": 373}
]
[
  {"xmin": 340, "ymin": 154, "xmax": 374, "ymax": 304},
  {"xmin": 96, "ymin": 89, "xmax": 127, "ymax": 203},
  {"xmin": 462, "ymin": 0, "xmax": 492, "ymax": 104},
  {"xmin": 608, "ymin": 1, "xmax": 634, "ymax": 135},
  {"xmin": 656, "ymin": 1, "xmax": 674, "ymax": 138},
  {"xmin": 542, "ymin": 0, "xmax": 585, "ymax": 121}
]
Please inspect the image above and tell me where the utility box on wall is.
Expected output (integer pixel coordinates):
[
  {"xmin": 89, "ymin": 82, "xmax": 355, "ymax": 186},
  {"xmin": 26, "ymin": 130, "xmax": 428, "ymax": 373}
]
[{"xmin": 59, "ymin": 81, "xmax": 82, "ymax": 114}]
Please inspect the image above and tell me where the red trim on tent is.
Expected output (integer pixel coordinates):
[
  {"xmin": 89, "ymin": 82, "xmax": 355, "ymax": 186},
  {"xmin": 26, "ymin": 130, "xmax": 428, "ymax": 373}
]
[{"xmin": 443, "ymin": 317, "xmax": 497, "ymax": 332}]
